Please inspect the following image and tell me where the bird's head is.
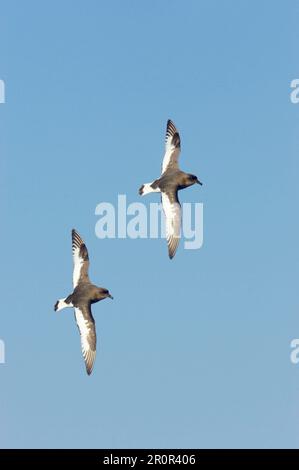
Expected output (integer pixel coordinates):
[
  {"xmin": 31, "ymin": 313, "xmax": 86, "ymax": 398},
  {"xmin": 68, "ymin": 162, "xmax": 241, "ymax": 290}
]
[
  {"xmin": 97, "ymin": 288, "xmax": 113, "ymax": 300},
  {"xmin": 188, "ymin": 174, "xmax": 203, "ymax": 187}
]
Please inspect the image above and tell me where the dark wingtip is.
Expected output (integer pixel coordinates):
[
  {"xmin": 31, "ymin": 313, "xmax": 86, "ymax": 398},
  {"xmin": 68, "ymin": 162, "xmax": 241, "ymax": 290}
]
[
  {"xmin": 54, "ymin": 300, "xmax": 59, "ymax": 311},
  {"xmin": 173, "ymin": 132, "xmax": 180, "ymax": 148},
  {"xmin": 72, "ymin": 228, "xmax": 77, "ymax": 242},
  {"xmin": 139, "ymin": 185, "xmax": 144, "ymax": 196},
  {"xmin": 168, "ymin": 243, "xmax": 179, "ymax": 260},
  {"xmin": 167, "ymin": 118, "xmax": 176, "ymax": 129}
]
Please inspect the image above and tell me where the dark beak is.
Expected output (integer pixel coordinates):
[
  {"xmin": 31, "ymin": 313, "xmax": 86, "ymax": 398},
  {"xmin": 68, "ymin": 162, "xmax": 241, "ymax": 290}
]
[
  {"xmin": 197, "ymin": 179, "xmax": 203, "ymax": 186},
  {"xmin": 108, "ymin": 294, "xmax": 114, "ymax": 300}
]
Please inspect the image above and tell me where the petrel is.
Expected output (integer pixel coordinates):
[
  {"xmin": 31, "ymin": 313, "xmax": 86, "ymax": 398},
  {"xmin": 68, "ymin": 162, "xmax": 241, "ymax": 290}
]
[
  {"xmin": 54, "ymin": 229, "xmax": 113, "ymax": 375},
  {"xmin": 139, "ymin": 120, "xmax": 202, "ymax": 259}
]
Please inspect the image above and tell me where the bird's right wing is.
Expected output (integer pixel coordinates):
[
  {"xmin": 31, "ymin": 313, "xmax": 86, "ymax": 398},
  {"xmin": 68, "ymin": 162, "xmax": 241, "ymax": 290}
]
[
  {"xmin": 161, "ymin": 120, "xmax": 181, "ymax": 174},
  {"xmin": 162, "ymin": 192, "xmax": 181, "ymax": 259},
  {"xmin": 74, "ymin": 305, "xmax": 96, "ymax": 375},
  {"xmin": 72, "ymin": 229, "xmax": 90, "ymax": 288}
]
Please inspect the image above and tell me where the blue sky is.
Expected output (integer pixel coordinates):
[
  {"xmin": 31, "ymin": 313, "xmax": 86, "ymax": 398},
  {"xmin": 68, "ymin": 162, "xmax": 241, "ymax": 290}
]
[{"xmin": 0, "ymin": 0, "xmax": 299, "ymax": 449}]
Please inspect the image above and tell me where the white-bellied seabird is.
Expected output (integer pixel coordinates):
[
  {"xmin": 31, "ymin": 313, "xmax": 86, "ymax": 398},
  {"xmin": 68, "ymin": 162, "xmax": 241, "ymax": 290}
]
[
  {"xmin": 54, "ymin": 229, "xmax": 113, "ymax": 375},
  {"xmin": 139, "ymin": 120, "xmax": 202, "ymax": 259}
]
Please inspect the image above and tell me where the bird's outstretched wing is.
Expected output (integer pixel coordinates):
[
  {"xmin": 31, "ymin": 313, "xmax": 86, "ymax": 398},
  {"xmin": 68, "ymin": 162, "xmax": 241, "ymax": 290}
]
[
  {"xmin": 72, "ymin": 229, "xmax": 90, "ymax": 288},
  {"xmin": 161, "ymin": 191, "xmax": 181, "ymax": 259},
  {"xmin": 74, "ymin": 304, "xmax": 96, "ymax": 375},
  {"xmin": 161, "ymin": 120, "xmax": 181, "ymax": 174}
]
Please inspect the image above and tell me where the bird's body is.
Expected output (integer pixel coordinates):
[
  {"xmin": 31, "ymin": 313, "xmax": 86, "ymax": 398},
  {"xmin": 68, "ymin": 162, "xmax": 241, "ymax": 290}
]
[
  {"xmin": 54, "ymin": 229, "xmax": 113, "ymax": 375},
  {"xmin": 151, "ymin": 169, "xmax": 197, "ymax": 192},
  {"xmin": 70, "ymin": 283, "xmax": 109, "ymax": 306},
  {"xmin": 139, "ymin": 120, "xmax": 202, "ymax": 259}
]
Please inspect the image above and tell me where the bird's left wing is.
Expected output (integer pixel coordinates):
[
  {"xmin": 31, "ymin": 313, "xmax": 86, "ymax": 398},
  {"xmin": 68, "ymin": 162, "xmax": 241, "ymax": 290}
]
[
  {"xmin": 161, "ymin": 120, "xmax": 181, "ymax": 174},
  {"xmin": 72, "ymin": 229, "xmax": 90, "ymax": 288}
]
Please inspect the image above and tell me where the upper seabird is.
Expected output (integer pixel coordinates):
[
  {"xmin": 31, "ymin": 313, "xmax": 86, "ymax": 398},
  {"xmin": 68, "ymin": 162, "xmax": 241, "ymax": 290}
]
[
  {"xmin": 139, "ymin": 119, "xmax": 202, "ymax": 259},
  {"xmin": 54, "ymin": 229, "xmax": 113, "ymax": 375}
]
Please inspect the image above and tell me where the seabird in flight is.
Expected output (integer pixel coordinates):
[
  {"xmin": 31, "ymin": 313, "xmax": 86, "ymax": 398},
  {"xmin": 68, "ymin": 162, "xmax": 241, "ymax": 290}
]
[
  {"xmin": 139, "ymin": 119, "xmax": 202, "ymax": 259},
  {"xmin": 54, "ymin": 229, "xmax": 113, "ymax": 375}
]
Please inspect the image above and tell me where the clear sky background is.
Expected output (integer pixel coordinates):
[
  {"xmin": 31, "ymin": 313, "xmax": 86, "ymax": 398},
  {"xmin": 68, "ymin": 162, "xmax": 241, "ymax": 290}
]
[{"xmin": 0, "ymin": 0, "xmax": 299, "ymax": 449}]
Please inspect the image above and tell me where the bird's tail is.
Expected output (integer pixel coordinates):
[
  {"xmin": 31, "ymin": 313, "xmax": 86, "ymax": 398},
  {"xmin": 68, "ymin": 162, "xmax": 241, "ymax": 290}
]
[
  {"xmin": 54, "ymin": 298, "xmax": 73, "ymax": 312},
  {"xmin": 139, "ymin": 181, "xmax": 160, "ymax": 196}
]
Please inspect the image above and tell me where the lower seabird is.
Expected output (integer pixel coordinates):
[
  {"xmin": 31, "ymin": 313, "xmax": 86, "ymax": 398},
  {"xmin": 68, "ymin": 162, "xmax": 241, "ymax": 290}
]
[{"xmin": 54, "ymin": 229, "xmax": 113, "ymax": 375}]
